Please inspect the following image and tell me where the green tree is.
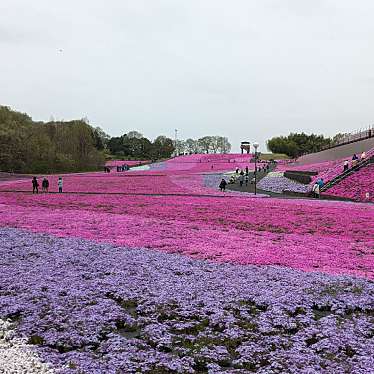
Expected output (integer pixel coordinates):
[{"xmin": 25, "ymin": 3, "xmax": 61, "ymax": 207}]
[
  {"xmin": 0, "ymin": 106, "xmax": 105, "ymax": 173},
  {"xmin": 267, "ymin": 132, "xmax": 331, "ymax": 158},
  {"xmin": 152, "ymin": 136, "xmax": 175, "ymax": 159}
]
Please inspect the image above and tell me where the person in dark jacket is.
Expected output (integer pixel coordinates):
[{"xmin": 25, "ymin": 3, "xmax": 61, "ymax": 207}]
[
  {"xmin": 219, "ymin": 179, "xmax": 227, "ymax": 192},
  {"xmin": 42, "ymin": 177, "xmax": 49, "ymax": 193},
  {"xmin": 32, "ymin": 177, "xmax": 39, "ymax": 194}
]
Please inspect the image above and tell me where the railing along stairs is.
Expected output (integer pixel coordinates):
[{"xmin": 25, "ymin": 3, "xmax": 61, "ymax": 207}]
[{"xmin": 321, "ymin": 149, "xmax": 374, "ymax": 192}]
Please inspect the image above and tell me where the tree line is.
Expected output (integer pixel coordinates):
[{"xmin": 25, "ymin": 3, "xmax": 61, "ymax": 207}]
[
  {"xmin": 107, "ymin": 133, "xmax": 231, "ymax": 159},
  {"xmin": 0, "ymin": 106, "xmax": 106, "ymax": 173},
  {"xmin": 0, "ymin": 106, "xmax": 232, "ymax": 173},
  {"xmin": 175, "ymin": 136, "xmax": 231, "ymax": 155},
  {"xmin": 266, "ymin": 132, "xmax": 345, "ymax": 158},
  {"xmin": 107, "ymin": 131, "xmax": 175, "ymax": 160}
]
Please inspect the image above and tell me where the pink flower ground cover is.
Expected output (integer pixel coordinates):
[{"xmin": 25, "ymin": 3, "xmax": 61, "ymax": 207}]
[
  {"xmin": 0, "ymin": 188, "xmax": 373, "ymax": 279},
  {"xmin": 149, "ymin": 153, "xmax": 256, "ymax": 174},
  {"xmin": 327, "ymin": 163, "xmax": 374, "ymax": 202},
  {"xmin": 277, "ymin": 147, "xmax": 374, "ymax": 187},
  {"xmin": 0, "ymin": 154, "xmax": 259, "ymax": 196},
  {"xmin": 105, "ymin": 160, "xmax": 149, "ymax": 167},
  {"xmin": 0, "ymin": 174, "xmax": 189, "ymax": 195}
]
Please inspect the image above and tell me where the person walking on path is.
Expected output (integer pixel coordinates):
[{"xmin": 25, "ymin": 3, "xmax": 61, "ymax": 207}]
[
  {"xmin": 32, "ymin": 177, "xmax": 39, "ymax": 194},
  {"xmin": 245, "ymin": 174, "xmax": 249, "ymax": 186},
  {"xmin": 42, "ymin": 177, "xmax": 49, "ymax": 193},
  {"xmin": 245, "ymin": 166, "xmax": 249, "ymax": 175},
  {"xmin": 239, "ymin": 174, "xmax": 244, "ymax": 187},
  {"xmin": 58, "ymin": 177, "xmax": 63, "ymax": 193},
  {"xmin": 312, "ymin": 182, "xmax": 320, "ymax": 198},
  {"xmin": 343, "ymin": 160, "xmax": 349, "ymax": 172},
  {"xmin": 219, "ymin": 178, "xmax": 227, "ymax": 192}
]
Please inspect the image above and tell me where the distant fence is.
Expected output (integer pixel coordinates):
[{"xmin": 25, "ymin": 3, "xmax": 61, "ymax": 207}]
[
  {"xmin": 322, "ymin": 125, "xmax": 374, "ymax": 151},
  {"xmin": 296, "ymin": 125, "xmax": 374, "ymax": 159}
]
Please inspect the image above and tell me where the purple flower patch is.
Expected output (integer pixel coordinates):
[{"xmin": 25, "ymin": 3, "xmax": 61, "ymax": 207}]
[{"xmin": 1, "ymin": 228, "xmax": 374, "ymax": 373}]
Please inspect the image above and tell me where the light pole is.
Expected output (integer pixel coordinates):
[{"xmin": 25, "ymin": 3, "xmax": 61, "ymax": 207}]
[
  {"xmin": 174, "ymin": 129, "xmax": 178, "ymax": 157},
  {"xmin": 253, "ymin": 142, "xmax": 259, "ymax": 195}
]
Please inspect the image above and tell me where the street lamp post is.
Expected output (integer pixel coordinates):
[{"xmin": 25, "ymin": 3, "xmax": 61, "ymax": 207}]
[
  {"xmin": 253, "ymin": 142, "xmax": 259, "ymax": 195},
  {"xmin": 174, "ymin": 129, "xmax": 178, "ymax": 157}
]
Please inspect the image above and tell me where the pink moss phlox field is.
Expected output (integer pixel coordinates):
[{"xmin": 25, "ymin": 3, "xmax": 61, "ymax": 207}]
[
  {"xmin": 105, "ymin": 160, "xmax": 150, "ymax": 167},
  {"xmin": 0, "ymin": 189, "xmax": 373, "ymax": 278},
  {"xmin": 148, "ymin": 153, "xmax": 257, "ymax": 174},
  {"xmin": 0, "ymin": 173, "xmax": 255, "ymax": 196},
  {"xmin": 0, "ymin": 154, "xmax": 260, "ymax": 196},
  {"xmin": 0, "ymin": 175, "xmax": 189, "ymax": 194},
  {"xmin": 327, "ymin": 164, "xmax": 374, "ymax": 202},
  {"xmin": 277, "ymin": 147, "xmax": 374, "ymax": 184}
]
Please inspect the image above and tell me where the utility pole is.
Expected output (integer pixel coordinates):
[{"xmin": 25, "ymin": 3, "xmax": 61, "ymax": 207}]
[
  {"xmin": 253, "ymin": 142, "xmax": 259, "ymax": 195},
  {"xmin": 174, "ymin": 129, "xmax": 178, "ymax": 156}
]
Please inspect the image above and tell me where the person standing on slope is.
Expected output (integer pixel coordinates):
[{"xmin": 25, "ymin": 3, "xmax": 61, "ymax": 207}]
[
  {"xmin": 219, "ymin": 178, "xmax": 227, "ymax": 192},
  {"xmin": 58, "ymin": 177, "xmax": 63, "ymax": 193},
  {"xmin": 312, "ymin": 182, "xmax": 320, "ymax": 198},
  {"xmin": 32, "ymin": 177, "xmax": 39, "ymax": 194}
]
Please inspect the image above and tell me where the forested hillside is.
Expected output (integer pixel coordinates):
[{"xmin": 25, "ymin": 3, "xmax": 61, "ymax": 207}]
[
  {"xmin": 0, "ymin": 105, "xmax": 233, "ymax": 174},
  {"xmin": 0, "ymin": 106, "xmax": 105, "ymax": 173}
]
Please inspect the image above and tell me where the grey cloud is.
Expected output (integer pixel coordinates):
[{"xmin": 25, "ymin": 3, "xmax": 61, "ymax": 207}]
[{"xmin": 1, "ymin": 0, "xmax": 374, "ymax": 151}]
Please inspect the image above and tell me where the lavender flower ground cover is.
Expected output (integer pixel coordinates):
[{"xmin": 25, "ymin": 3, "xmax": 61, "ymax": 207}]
[{"xmin": 1, "ymin": 228, "xmax": 374, "ymax": 374}]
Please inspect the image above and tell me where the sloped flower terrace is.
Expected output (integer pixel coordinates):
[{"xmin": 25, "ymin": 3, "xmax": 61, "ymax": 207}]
[{"xmin": 0, "ymin": 154, "xmax": 373, "ymax": 373}]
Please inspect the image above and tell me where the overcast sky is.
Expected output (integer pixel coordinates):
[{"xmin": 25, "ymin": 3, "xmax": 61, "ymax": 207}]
[{"xmin": 1, "ymin": 0, "xmax": 374, "ymax": 151}]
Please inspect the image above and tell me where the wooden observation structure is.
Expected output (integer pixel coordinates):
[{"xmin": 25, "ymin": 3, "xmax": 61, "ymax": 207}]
[{"xmin": 240, "ymin": 141, "xmax": 251, "ymax": 154}]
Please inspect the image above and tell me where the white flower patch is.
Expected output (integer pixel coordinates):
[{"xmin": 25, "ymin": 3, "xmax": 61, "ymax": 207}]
[{"xmin": 0, "ymin": 319, "xmax": 54, "ymax": 374}]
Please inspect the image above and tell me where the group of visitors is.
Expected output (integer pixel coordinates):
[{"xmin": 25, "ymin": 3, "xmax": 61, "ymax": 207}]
[
  {"xmin": 117, "ymin": 165, "xmax": 129, "ymax": 172},
  {"xmin": 343, "ymin": 152, "xmax": 367, "ymax": 171},
  {"xmin": 220, "ymin": 162, "xmax": 272, "ymax": 191},
  {"xmin": 104, "ymin": 165, "xmax": 129, "ymax": 173},
  {"xmin": 32, "ymin": 177, "xmax": 63, "ymax": 194},
  {"xmin": 350, "ymin": 151, "xmax": 366, "ymax": 171},
  {"xmin": 235, "ymin": 167, "xmax": 250, "ymax": 175},
  {"xmin": 233, "ymin": 168, "xmax": 250, "ymax": 187}
]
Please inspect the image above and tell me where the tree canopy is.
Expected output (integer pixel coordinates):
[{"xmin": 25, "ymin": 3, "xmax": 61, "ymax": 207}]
[
  {"xmin": 267, "ymin": 133, "xmax": 331, "ymax": 158},
  {"xmin": 0, "ymin": 106, "xmax": 105, "ymax": 173},
  {"xmin": 0, "ymin": 105, "xmax": 233, "ymax": 173},
  {"xmin": 176, "ymin": 136, "xmax": 231, "ymax": 155},
  {"xmin": 107, "ymin": 134, "xmax": 231, "ymax": 159}
]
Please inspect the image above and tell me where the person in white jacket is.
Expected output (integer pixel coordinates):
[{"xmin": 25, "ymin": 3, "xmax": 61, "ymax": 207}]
[
  {"xmin": 312, "ymin": 183, "xmax": 320, "ymax": 198},
  {"xmin": 58, "ymin": 177, "xmax": 63, "ymax": 193}
]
